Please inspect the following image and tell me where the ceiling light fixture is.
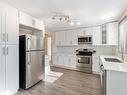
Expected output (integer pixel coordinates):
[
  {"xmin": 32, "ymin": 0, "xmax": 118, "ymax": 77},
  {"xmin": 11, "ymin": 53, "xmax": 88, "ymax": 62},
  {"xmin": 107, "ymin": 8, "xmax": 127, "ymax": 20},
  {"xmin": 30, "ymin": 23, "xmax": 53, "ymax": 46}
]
[
  {"xmin": 76, "ymin": 22, "xmax": 81, "ymax": 25},
  {"xmin": 52, "ymin": 14, "xmax": 70, "ymax": 22},
  {"xmin": 51, "ymin": 13, "xmax": 81, "ymax": 26},
  {"xmin": 70, "ymin": 22, "xmax": 74, "ymax": 26}
]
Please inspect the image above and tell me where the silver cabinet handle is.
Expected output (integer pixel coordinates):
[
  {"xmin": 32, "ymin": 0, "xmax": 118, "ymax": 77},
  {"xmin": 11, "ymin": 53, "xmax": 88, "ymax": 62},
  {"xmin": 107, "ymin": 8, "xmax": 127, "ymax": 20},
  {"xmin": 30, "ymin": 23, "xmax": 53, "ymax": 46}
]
[
  {"xmin": 6, "ymin": 33, "xmax": 8, "ymax": 42},
  {"xmin": 2, "ymin": 33, "xmax": 5, "ymax": 42},
  {"xmin": 6, "ymin": 47, "xmax": 8, "ymax": 55},
  {"xmin": 3, "ymin": 47, "xmax": 5, "ymax": 55}
]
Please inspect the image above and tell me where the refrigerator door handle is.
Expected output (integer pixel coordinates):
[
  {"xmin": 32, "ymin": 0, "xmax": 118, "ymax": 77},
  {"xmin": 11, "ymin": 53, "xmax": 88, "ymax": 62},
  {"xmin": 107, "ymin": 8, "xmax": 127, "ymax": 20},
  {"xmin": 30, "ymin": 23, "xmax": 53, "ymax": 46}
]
[
  {"xmin": 27, "ymin": 37, "xmax": 31, "ymax": 51},
  {"xmin": 30, "ymin": 52, "xmax": 31, "ymax": 65}
]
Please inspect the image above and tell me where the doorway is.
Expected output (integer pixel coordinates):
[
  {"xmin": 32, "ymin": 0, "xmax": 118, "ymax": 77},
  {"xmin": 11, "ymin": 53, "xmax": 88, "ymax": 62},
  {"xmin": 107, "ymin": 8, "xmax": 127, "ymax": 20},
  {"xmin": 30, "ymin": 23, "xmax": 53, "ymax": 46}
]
[{"xmin": 45, "ymin": 33, "xmax": 52, "ymax": 74}]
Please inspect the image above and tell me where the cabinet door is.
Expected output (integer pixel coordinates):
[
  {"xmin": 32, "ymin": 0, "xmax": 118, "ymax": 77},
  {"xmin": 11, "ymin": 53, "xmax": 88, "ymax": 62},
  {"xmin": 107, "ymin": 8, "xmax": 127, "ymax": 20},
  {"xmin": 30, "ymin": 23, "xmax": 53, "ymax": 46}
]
[
  {"xmin": 69, "ymin": 55, "xmax": 76, "ymax": 68},
  {"xmin": 64, "ymin": 55, "xmax": 76, "ymax": 68},
  {"xmin": 19, "ymin": 12, "xmax": 32, "ymax": 27},
  {"xmin": 93, "ymin": 26, "xmax": 101, "ymax": 45},
  {"xmin": 0, "ymin": 45, "xmax": 6, "ymax": 93},
  {"xmin": 107, "ymin": 22, "xmax": 118, "ymax": 45},
  {"xmin": 92, "ymin": 56, "xmax": 100, "ymax": 73},
  {"xmin": 77, "ymin": 29, "xmax": 85, "ymax": 36},
  {"xmin": 61, "ymin": 31, "xmax": 66, "ymax": 46},
  {"xmin": 71, "ymin": 30, "xmax": 78, "ymax": 45},
  {"xmin": 66, "ymin": 31, "xmax": 72, "ymax": 46},
  {"xmin": 53, "ymin": 54, "xmax": 60, "ymax": 66},
  {"xmin": 55, "ymin": 32, "xmax": 61, "ymax": 46},
  {"xmin": 85, "ymin": 27, "xmax": 93, "ymax": 35},
  {"xmin": 101, "ymin": 24, "xmax": 107, "ymax": 45},
  {"xmin": 33, "ymin": 18, "xmax": 43, "ymax": 30},
  {"xmin": 5, "ymin": 6, "xmax": 19, "ymax": 45},
  {"xmin": 1, "ymin": 4, "xmax": 5, "ymax": 44},
  {"xmin": 6, "ymin": 45, "xmax": 19, "ymax": 91}
]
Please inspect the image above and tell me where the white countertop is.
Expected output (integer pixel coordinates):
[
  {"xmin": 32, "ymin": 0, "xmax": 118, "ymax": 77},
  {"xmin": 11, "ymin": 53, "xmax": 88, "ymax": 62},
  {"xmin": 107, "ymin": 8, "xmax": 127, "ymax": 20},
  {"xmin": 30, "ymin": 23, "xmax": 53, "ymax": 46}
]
[{"xmin": 100, "ymin": 55, "xmax": 127, "ymax": 72}]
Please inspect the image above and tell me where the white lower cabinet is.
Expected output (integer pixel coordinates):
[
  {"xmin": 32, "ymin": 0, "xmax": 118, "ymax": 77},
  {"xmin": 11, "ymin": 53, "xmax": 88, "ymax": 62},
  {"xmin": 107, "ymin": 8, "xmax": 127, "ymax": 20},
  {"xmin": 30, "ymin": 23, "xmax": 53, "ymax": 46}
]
[
  {"xmin": 92, "ymin": 56, "xmax": 100, "ymax": 73},
  {"xmin": 53, "ymin": 54, "xmax": 76, "ymax": 69},
  {"xmin": 0, "ymin": 45, "xmax": 19, "ymax": 94},
  {"xmin": 53, "ymin": 54, "xmax": 63, "ymax": 66},
  {"xmin": 65, "ymin": 55, "xmax": 76, "ymax": 68},
  {"xmin": 0, "ymin": 45, "xmax": 5, "ymax": 93},
  {"xmin": 6, "ymin": 45, "xmax": 19, "ymax": 92}
]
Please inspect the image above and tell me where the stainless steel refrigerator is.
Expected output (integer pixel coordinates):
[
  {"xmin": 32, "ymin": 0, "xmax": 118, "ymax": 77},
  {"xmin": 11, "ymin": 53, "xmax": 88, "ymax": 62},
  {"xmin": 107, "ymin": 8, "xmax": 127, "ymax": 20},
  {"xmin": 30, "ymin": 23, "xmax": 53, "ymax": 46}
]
[{"xmin": 19, "ymin": 34, "xmax": 45, "ymax": 89}]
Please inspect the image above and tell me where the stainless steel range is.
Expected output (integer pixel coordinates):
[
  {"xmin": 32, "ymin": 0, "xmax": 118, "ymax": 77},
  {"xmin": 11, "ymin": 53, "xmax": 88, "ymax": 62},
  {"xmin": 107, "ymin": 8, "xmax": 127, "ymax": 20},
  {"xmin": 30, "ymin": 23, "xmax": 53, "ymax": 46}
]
[{"xmin": 76, "ymin": 49, "xmax": 96, "ymax": 73}]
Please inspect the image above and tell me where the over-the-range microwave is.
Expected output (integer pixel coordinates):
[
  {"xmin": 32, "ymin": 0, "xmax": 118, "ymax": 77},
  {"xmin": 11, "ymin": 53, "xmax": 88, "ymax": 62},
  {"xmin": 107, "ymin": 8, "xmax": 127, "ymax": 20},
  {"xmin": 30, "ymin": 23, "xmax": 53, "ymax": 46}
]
[{"xmin": 78, "ymin": 36, "xmax": 92, "ymax": 44}]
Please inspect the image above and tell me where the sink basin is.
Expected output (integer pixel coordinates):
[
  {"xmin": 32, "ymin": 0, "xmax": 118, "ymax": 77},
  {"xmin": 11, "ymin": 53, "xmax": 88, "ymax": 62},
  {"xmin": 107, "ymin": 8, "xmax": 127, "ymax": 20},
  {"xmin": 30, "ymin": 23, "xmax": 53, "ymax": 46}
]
[{"xmin": 104, "ymin": 58, "xmax": 123, "ymax": 63}]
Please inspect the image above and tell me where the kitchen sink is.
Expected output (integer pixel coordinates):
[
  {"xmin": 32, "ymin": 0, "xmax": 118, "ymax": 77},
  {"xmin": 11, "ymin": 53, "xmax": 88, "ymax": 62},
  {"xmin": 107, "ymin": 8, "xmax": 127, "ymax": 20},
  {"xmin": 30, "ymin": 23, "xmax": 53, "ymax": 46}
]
[{"xmin": 104, "ymin": 58, "xmax": 123, "ymax": 63}]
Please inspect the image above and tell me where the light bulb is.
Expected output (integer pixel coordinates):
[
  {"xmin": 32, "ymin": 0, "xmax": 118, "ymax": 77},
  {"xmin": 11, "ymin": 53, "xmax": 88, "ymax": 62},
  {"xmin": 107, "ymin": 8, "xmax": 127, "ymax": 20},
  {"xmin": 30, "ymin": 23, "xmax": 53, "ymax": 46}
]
[
  {"xmin": 77, "ymin": 22, "xmax": 81, "ymax": 25},
  {"xmin": 70, "ymin": 22, "xmax": 74, "ymax": 26}
]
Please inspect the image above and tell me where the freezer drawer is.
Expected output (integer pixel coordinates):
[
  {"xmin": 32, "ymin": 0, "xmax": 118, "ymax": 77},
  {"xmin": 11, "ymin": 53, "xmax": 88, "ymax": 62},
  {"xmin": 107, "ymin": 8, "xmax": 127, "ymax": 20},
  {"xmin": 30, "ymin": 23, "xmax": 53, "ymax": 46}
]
[{"xmin": 26, "ymin": 50, "xmax": 44, "ymax": 89}]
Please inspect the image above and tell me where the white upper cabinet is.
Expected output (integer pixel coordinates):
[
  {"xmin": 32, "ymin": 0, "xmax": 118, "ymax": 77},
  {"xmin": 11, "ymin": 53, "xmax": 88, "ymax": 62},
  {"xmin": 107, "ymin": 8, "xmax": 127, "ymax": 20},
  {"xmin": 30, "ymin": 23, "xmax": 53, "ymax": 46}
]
[
  {"xmin": 19, "ymin": 12, "xmax": 44, "ymax": 30},
  {"xmin": 107, "ymin": 22, "xmax": 118, "ymax": 45},
  {"xmin": 77, "ymin": 29, "xmax": 85, "ymax": 36},
  {"xmin": 5, "ymin": 5, "xmax": 19, "ymax": 45},
  {"xmin": 55, "ymin": 30, "xmax": 78, "ymax": 46},
  {"xmin": 55, "ymin": 32, "xmax": 61, "ymax": 46},
  {"xmin": 93, "ymin": 26, "xmax": 101, "ymax": 45},
  {"xmin": 19, "ymin": 12, "xmax": 32, "ymax": 27},
  {"xmin": 55, "ymin": 31, "xmax": 66, "ymax": 46},
  {"xmin": 85, "ymin": 27, "xmax": 93, "ymax": 35},
  {"xmin": 93, "ymin": 22, "xmax": 118, "ymax": 46},
  {"xmin": 66, "ymin": 30, "xmax": 78, "ymax": 46},
  {"xmin": 0, "ymin": 4, "xmax": 19, "ymax": 45},
  {"xmin": 71, "ymin": 30, "xmax": 78, "ymax": 45},
  {"xmin": 55, "ymin": 22, "xmax": 118, "ymax": 46}
]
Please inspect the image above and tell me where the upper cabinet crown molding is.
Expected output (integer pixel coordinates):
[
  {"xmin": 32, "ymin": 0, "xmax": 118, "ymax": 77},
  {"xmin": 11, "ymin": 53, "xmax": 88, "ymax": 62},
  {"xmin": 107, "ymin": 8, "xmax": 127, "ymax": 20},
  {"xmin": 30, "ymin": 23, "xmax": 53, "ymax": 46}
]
[{"xmin": 19, "ymin": 12, "xmax": 44, "ymax": 31}]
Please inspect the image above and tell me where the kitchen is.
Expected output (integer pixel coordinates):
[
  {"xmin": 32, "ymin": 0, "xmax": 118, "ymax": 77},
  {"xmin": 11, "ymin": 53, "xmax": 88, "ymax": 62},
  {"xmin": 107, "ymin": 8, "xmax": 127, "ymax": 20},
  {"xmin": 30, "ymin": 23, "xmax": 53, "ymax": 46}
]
[{"xmin": 0, "ymin": 0, "xmax": 127, "ymax": 95}]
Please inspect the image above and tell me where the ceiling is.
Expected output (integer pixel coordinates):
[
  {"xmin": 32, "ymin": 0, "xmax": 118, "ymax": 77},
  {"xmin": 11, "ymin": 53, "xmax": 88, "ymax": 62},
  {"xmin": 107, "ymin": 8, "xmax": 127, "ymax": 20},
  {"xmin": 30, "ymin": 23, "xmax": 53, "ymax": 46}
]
[{"xmin": 1, "ymin": 0, "xmax": 127, "ymax": 31}]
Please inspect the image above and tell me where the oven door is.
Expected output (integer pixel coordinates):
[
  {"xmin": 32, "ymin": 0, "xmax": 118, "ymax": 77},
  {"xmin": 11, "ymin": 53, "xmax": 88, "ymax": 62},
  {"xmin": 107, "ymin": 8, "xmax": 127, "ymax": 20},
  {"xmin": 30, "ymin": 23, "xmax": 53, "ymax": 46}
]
[{"xmin": 77, "ymin": 56, "xmax": 92, "ymax": 68}]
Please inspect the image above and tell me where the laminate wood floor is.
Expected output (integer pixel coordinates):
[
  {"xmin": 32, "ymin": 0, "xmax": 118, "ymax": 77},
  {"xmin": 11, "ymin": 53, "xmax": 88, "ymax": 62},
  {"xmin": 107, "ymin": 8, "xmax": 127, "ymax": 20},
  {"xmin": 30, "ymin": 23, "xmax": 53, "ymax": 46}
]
[{"xmin": 15, "ymin": 67, "xmax": 102, "ymax": 95}]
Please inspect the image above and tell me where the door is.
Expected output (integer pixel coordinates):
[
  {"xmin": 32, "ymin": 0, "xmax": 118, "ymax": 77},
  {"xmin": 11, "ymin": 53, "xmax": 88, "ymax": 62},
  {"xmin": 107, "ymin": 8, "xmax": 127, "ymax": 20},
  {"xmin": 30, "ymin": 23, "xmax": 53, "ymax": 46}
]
[
  {"xmin": 6, "ymin": 45, "xmax": 19, "ymax": 91},
  {"xmin": 27, "ymin": 51, "xmax": 43, "ymax": 88},
  {"xmin": 5, "ymin": 5, "xmax": 19, "ymax": 45}
]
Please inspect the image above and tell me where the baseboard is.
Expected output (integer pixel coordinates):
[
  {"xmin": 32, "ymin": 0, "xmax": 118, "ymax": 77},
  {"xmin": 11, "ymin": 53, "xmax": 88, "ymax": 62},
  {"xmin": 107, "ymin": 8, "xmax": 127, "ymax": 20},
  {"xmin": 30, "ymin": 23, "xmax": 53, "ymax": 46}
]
[
  {"xmin": 92, "ymin": 71, "xmax": 100, "ymax": 75},
  {"xmin": 51, "ymin": 64, "xmax": 77, "ymax": 71},
  {"xmin": 51, "ymin": 64, "xmax": 100, "ymax": 75}
]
